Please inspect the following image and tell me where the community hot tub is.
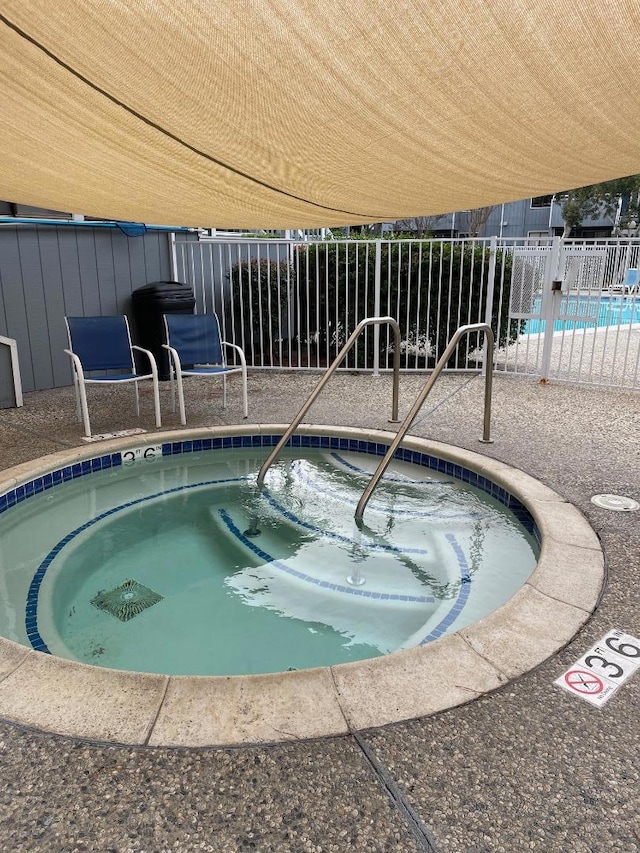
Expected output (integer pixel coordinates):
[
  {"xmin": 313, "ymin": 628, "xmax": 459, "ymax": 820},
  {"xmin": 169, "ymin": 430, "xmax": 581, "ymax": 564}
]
[{"xmin": 0, "ymin": 425, "xmax": 604, "ymax": 747}]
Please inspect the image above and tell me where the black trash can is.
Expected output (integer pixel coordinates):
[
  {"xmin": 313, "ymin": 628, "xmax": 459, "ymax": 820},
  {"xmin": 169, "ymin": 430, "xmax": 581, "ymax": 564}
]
[{"xmin": 131, "ymin": 281, "xmax": 196, "ymax": 380}]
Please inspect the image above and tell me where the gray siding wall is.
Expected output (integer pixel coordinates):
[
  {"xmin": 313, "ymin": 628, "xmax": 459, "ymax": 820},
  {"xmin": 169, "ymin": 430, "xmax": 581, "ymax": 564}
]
[{"xmin": 0, "ymin": 225, "xmax": 173, "ymax": 392}]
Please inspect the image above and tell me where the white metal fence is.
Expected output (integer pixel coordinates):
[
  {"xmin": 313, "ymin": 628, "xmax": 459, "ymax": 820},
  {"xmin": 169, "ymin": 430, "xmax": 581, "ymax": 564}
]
[
  {"xmin": 172, "ymin": 235, "xmax": 640, "ymax": 390},
  {"xmin": 494, "ymin": 238, "xmax": 640, "ymax": 388}
]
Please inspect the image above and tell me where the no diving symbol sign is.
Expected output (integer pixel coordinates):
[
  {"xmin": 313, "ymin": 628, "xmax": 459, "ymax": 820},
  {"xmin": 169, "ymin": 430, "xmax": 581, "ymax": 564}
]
[
  {"xmin": 564, "ymin": 670, "xmax": 603, "ymax": 695},
  {"xmin": 555, "ymin": 629, "xmax": 640, "ymax": 708}
]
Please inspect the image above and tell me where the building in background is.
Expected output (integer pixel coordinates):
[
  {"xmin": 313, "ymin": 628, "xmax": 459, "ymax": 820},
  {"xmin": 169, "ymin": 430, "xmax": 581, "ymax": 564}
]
[{"xmin": 382, "ymin": 195, "xmax": 620, "ymax": 240}]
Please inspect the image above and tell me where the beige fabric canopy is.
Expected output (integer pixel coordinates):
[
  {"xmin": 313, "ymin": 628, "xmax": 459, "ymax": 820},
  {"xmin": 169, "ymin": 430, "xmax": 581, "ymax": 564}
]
[{"xmin": 1, "ymin": 0, "xmax": 640, "ymax": 229}]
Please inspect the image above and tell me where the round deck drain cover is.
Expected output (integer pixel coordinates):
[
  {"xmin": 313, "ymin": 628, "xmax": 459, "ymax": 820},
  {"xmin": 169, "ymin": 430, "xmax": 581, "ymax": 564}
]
[{"xmin": 591, "ymin": 494, "xmax": 639, "ymax": 511}]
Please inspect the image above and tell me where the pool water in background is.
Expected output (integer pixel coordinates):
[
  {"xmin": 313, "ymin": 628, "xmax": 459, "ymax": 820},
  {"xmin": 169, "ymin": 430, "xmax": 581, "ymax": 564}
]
[
  {"xmin": 524, "ymin": 294, "xmax": 640, "ymax": 334},
  {"xmin": 0, "ymin": 448, "xmax": 539, "ymax": 676}
]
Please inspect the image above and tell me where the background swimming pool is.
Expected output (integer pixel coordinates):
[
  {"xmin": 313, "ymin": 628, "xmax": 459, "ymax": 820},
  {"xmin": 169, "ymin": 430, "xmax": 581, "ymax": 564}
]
[{"xmin": 524, "ymin": 294, "xmax": 640, "ymax": 334}]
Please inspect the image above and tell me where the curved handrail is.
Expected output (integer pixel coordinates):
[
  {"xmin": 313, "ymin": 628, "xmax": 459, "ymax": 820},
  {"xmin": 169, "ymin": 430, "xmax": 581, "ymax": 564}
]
[
  {"xmin": 256, "ymin": 317, "xmax": 401, "ymax": 487},
  {"xmin": 354, "ymin": 322, "xmax": 494, "ymax": 524}
]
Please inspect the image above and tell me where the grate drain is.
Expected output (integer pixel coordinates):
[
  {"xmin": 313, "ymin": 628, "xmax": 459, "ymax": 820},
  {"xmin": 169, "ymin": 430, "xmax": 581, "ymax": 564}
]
[
  {"xmin": 591, "ymin": 494, "xmax": 639, "ymax": 512},
  {"xmin": 91, "ymin": 579, "xmax": 163, "ymax": 621}
]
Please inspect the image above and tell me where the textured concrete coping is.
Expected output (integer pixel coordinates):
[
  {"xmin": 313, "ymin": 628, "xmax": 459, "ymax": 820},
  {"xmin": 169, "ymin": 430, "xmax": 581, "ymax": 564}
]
[{"xmin": 0, "ymin": 425, "xmax": 604, "ymax": 747}]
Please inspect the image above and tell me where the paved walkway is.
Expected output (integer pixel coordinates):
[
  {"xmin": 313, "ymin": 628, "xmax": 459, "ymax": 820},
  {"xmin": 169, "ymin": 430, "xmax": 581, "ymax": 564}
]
[
  {"xmin": 492, "ymin": 322, "xmax": 639, "ymax": 389},
  {"xmin": 0, "ymin": 371, "xmax": 637, "ymax": 852}
]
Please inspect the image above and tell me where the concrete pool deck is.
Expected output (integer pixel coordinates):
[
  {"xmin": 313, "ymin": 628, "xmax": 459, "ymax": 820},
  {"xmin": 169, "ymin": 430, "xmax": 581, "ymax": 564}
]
[{"xmin": 0, "ymin": 371, "xmax": 637, "ymax": 851}]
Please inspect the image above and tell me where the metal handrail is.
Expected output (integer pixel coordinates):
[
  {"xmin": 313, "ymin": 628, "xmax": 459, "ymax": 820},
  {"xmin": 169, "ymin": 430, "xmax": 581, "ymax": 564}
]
[
  {"xmin": 256, "ymin": 317, "xmax": 402, "ymax": 487},
  {"xmin": 354, "ymin": 323, "xmax": 495, "ymax": 523}
]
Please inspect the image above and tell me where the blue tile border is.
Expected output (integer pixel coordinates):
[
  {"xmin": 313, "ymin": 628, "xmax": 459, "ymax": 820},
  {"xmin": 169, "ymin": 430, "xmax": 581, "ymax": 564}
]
[
  {"xmin": 0, "ymin": 452, "xmax": 123, "ymax": 520},
  {"xmin": 2, "ymin": 431, "xmax": 538, "ymax": 655},
  {"xmin": 0, "ymin": 434, "xmax": 539, "ymax": 539}
]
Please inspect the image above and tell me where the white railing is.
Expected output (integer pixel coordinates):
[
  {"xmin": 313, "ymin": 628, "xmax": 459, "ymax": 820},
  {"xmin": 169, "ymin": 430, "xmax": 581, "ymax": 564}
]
[{"xmin": 172, "ymin": 234, "xmax": 640, "ymax": 390}]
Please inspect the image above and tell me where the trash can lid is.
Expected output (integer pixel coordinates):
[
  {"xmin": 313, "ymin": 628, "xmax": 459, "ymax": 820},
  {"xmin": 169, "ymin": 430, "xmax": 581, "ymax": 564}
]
[
  {"xmin": 132, "ymin": 281, "xmax": 195, "ymax": 302},
  {"xmin": 133, "ymin": 280, "xmax": 189, "ymax": 293}
]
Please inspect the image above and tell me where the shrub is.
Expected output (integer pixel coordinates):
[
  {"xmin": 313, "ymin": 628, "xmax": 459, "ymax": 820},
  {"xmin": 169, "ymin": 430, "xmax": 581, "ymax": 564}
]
[
  {"xmin": 296, "ymin": 241, "xmax": 521, "ymax": 368},
  {"xmin": 228, "ymin": 242, "xmax": 522, "ymax": 368},
  {"xmin": 226, "ymin": 258, "xmax": 291, "ymax": 364}
]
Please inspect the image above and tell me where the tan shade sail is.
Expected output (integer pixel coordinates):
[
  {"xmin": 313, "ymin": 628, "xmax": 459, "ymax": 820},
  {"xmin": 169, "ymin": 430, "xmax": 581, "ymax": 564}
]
[{"xmin": 1, "ymin": 0, "xmax": 640, "ymax": 229}]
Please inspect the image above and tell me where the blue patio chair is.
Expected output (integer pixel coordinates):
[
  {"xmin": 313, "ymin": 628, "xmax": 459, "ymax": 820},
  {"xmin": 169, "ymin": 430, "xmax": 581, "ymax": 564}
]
[
  {"xmin": 64, "ymin": 315, "xmax": 161, "ymax": 437},
  {"xmin": 162, "ymin": 313, "xmax": 248, "ymax": 424},
  {"xmin": 611, "ymin": 268, "xmax": 640, "ymax": 293}
]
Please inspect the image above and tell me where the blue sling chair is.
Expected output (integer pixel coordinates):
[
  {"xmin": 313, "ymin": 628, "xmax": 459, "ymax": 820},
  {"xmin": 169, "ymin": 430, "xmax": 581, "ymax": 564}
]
[
  {"xmin": 64, "ymin": 315, "xmax": 161, "ymax": 437},
  {"xmin": 162, "ymin": 313, "xmax": 248, "ymax": 424},
  {"xmin": 614, "ymin": 267, "xmax": 640, "ymax": 293}
]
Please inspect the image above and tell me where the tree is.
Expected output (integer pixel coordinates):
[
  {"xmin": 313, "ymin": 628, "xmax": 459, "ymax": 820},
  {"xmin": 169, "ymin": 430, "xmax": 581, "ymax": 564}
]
[
  {"xmin": 392, "ymin": 214, "xmax": 447, "ymax": 237},
  {"xmin": 349, "ymin": 222, "xmax": 386, "ymax": 237},
  {"xmin": 556, "ymin": 175, "xmax": 640, "ymax": 236},
  {"xmin": 467, "ymin": 206, "xmax": 495, "ymax": 237}
]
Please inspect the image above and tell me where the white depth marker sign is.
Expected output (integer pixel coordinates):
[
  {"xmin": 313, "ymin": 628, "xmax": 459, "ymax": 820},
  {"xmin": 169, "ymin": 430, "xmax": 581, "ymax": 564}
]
[
  {"xmin": 121, "ymin": 444, "xmax": 163, "ymax": 464},
  {"xmin": 555, "ymin": 629, "xmax": 640, "ymax": 707}
]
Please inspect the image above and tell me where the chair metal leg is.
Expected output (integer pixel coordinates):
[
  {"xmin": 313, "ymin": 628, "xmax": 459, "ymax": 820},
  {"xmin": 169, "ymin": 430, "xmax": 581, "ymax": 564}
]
[
  {"xmin": 77, "ymin": 378, "xmax": 92, "ymax": 437},
  {"xmin": 175, "ymin": 368, "xmax": 186, "ymax": 426},
  {"xmin": 150, "ymin": 373, "xmax": 161, "ymax": 429},
  {"xmin": 220, "ymin": 341, "xmax": 248, "ymax": 420},
  {"xmin": 163, "ymin": 345, "xmax": 184, "ymax": 424},
  {"xmin": 73, "ymin": 374, "xmax": 82, "ymax": 422},
  {"xmin": 66, "ymin": 351, "xmax": 92, "ymax": 436},
  {"xmin": 241, "ymin": 363, "xmax": 248, "ymax": 419},
  {"xmin": 169, "ymin": 365, "xmax": 176, "ymax": 414},
  {"xmin": 132, "ymin": 345, "xmax": 162, "ymax": 428}
]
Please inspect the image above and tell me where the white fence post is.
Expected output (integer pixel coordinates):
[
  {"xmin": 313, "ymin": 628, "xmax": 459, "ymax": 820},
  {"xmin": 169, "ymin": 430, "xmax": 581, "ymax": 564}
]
[
  {"xmin": 372, "ymin": 240, "xmax": 382, "ymax": 376},
  {"xmin": 482, "ymin": 236, "xmax": 498, "ymax": 377},
  {"xmin": 540, "ymin": 236, "xmax": 562, "ymax": 381}
]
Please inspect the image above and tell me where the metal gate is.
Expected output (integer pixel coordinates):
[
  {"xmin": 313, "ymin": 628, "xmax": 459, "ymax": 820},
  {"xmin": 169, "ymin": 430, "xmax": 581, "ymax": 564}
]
[{"xmin": 494, "ymin": 237, "xmax": 639, "ymax": 389}]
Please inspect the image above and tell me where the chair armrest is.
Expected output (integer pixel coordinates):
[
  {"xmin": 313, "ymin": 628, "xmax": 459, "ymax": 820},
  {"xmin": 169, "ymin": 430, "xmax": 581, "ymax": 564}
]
[
  {"xmin": 162, "ymin": 344, "xmax": 183, "ymax": 376},
  {"xmin": 222, "ymin": 341, "xmax": 247, "ymax": 369},
  {"xmin": 0, "ymin": 336, "xmax": 22, "ymax": 407},
  {"xmin": 131, "ymin": 345, "xmax": 159, "ymax": 379},
  {"xmin": 161, "ymin": 343, "xmax": 181, "ymax": 364},
  {"xmin": 64, "ymin": 348, "xmax": 86, "ymax": 380}
]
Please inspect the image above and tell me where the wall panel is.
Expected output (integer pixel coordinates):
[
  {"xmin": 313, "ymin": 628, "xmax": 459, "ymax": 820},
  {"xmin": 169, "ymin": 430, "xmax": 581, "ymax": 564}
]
[{"xmin": 0, "ymin": 225, "xmax": 173, "ymax": 392}]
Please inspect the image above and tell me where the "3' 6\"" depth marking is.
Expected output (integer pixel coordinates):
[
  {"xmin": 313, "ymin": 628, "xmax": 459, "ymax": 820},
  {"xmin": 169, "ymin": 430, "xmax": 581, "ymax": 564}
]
[{"xmin": 555, "ymin": 629, "xmax": 640, "ymax": 707}]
